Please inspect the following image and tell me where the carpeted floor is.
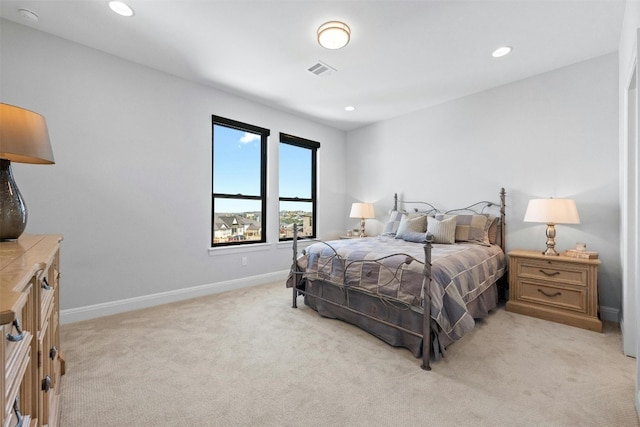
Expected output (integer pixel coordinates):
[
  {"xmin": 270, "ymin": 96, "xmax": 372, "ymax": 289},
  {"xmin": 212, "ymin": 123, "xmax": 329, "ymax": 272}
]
[{"xmin": 60, "ymin": 281, "xmax": 638, "ymax": 426}]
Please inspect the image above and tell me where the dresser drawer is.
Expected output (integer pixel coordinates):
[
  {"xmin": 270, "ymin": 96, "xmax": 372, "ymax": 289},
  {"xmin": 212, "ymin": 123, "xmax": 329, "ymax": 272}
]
[
  {"xmin": 518, "ymin": 280, "xmax": 587, "ymax": 313},
  {"xmin": 516, "ymin": 259, "xmax": 588, "ymax": 286}
]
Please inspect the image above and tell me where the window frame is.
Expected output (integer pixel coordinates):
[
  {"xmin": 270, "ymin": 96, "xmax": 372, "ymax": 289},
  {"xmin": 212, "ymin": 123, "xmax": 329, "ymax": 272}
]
[
  {"xmin": 278, "ymin": 132, "xmax": 320, "ymax": 241},
  {"xmin": 212, "ymin": 115, "xmax": 269, "ymax": 247}
]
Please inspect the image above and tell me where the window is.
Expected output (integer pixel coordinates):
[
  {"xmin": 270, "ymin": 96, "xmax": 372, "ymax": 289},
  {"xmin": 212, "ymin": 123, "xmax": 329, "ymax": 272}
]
[
  {"xmin": 279, "ymin": 133, "xmax": 320, "ymax": 240},
  {"xmin": 212, "ymin": 116, "xmax": 269, "ymax": 246}
]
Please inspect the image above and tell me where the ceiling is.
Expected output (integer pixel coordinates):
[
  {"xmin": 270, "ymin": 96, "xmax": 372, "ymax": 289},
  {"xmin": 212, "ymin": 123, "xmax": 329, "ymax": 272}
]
[{"xmin": 0, "ymin": 0, "xmax": 628, "ymax": 131}]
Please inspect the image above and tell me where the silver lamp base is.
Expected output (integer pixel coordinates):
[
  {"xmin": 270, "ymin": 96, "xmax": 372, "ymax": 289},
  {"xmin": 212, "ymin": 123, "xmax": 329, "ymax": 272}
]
[
  {"xmin": 0, "ymin": 158, "xmax": 27, "ymax": 241},
  {"xmin": 542, "ymin": 223, "xmax": 559, "ymax": 256}
]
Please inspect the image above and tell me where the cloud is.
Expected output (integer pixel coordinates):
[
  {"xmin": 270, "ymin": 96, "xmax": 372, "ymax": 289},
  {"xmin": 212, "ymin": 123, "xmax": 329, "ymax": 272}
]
[{"xmin": 239, "ymin": 133, "xmax": 260, "ymax": 144}]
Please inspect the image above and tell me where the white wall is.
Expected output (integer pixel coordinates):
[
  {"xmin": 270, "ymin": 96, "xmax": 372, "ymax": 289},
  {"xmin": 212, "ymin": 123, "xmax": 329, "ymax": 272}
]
[
  {"xmin": 346, "ymin": 53, "xmax": 620, "ymax": 316},
  {"xmin": 0, "ymin": 19, "xmax": 347, "ymax": 316}
]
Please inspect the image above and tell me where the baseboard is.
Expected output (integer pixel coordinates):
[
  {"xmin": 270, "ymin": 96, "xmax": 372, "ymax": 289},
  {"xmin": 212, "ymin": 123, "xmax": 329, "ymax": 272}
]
[
  {"xmin": 599, "ymin": 305, "xmax": 620, "ymax": 323},
  {"xmin": 61, "ymin": 278, "xmax": 622, "ymax": 325},
  {"xmin": 60, "ymin": 270, "xmax": 289, "ymax": 324}
]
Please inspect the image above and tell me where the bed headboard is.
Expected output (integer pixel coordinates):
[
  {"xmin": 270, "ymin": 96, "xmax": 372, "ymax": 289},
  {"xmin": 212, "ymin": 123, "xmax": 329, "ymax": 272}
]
[{"xmin": 393, "ymin": 188, "xmax": 506, "ymax": 251}]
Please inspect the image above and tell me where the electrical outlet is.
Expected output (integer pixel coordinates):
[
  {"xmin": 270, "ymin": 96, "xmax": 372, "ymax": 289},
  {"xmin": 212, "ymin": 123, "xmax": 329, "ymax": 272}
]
[{"xmin": 241, "ymin": 256, "xmax": 248, "ymax": 266}]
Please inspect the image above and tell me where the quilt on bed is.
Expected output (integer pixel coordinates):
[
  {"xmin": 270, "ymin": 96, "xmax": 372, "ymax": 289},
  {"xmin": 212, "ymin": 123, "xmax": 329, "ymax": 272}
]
[{"xmin": 292, "ymin": 236, "xmax": 506, "ymax": 343}]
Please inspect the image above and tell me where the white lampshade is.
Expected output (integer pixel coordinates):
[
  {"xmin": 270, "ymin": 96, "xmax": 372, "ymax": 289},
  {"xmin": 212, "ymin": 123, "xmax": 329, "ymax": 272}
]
[
  {"xmin": 523, "ymin": 198, "xmax": 580, "ymax": 224},
  {"xmin": 349, "ymin": 202, "xmax": 375, "ymax": 219},
  {"xmin": 317, "ymin": 21, "xmax": 351, "ymax": 50}
]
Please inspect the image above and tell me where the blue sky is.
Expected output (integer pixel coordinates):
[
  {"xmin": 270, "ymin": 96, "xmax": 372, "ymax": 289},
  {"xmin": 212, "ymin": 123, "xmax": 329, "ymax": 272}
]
[{"xmin": 213, "ymin": 125, "xmax": 311, "ymax": 213}]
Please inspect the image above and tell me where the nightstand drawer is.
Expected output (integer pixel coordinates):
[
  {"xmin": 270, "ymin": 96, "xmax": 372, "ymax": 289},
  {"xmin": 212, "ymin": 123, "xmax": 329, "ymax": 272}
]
[
  {"xmin": 518, "ymin": 280, "xmax": 586, "ymax": 313},
  {"xmin": 517, "ymin": 260, "xmax": 587, "ymax": 286}
]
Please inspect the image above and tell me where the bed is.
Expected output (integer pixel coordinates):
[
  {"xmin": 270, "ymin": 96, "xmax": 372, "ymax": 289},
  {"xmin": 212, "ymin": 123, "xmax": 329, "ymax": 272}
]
[{"xmin": 286, "ymin": 188, "xmax": 507, "ymax": 370}]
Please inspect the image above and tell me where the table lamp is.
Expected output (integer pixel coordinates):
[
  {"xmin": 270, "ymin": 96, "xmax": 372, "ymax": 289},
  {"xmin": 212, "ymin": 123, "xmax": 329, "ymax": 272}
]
[
  {"xmin": 524, "ymin": 198, "xmax": 580, "ymax": 256},
  {"xmin": 0, "ymin": 103, "xmax": 55, "ymax": 241},
  {"xmin": 349, "ymin": 202, "xmax": 375, "ymax": 237}
]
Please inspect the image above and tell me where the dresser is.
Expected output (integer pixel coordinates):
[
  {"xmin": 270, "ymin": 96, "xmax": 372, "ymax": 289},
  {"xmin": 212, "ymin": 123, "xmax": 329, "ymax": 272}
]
[
  {"xmin": 1, "ymin": 235, "xmax": 63, "ymax": 427},
  {"xmin": 506, "ymin": 250, "xmax": 602, "ymax": 332}
]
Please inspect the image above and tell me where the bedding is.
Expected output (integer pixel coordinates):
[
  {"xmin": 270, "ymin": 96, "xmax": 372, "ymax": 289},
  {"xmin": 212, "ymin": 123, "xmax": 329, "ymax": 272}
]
[
  {"xmin": 298, "ymin": 237, "xmax": 505, "ymax": 345},
  {"xmin": 287, "ymin": 188, "xmax": 507, "ymax": 369}
]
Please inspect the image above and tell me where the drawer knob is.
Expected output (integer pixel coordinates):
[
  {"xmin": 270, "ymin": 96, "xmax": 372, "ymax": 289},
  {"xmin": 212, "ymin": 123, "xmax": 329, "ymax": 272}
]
[
  {"xmin": 50, "ymin": 345, "xmax": 58, "ymax": 360},
  {"xmin": 41, "ymin": 276, "xmax": 52, "ymax": 290},
  {"xmin": 539, "ymin": 269, "xmax": 560, "ymax": 277},
  {"xmin": 6, "ymin": 318, "xmax": 25, "ymax": 342},
  {"xmin": 13, "ymin": 397, "xmax": 24, "ymax": 427},
  {"xmin": 538, "ymin": 288, "xmax": 562, "ymax": 298},
  {"xmin": 42, "ymin": 375, "xmax": 52, "ymax": 392}
]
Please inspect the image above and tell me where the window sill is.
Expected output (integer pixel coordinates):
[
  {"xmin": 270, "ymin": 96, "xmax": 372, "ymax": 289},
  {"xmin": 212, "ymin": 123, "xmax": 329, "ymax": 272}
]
[{"xmin": 208, "ymin": 242, "xmax": 272, "ymax": 256}]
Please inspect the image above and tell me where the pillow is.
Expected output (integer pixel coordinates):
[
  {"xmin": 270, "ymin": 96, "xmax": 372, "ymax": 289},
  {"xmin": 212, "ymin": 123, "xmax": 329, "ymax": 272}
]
[
  {"xmin": 382, "ymin": 210, "xmax": 405, "ymax": 236},
  {"xmin": 400, "ymin": 231, "xmax": 428, "ymax": 244},
  {"xmin": 426, "ymin": 216, "xmax": 456, "ymax": 244},
  {"xmin": 395, "ymin": 214, "xmax": 428, "ymax": 240},
  {"xmin": 487, "ymin": 215, "xmax": 499, "ymax": 245},
  {"xmin": 437, "ymin": 213, "xmax": 493, "ymax": 245}
]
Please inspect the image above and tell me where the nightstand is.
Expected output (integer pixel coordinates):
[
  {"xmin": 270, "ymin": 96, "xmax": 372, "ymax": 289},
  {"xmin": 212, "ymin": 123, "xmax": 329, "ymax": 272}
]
[{"xmin": 506, "ymin": 250, "xmax": 602, "ymax": 332}]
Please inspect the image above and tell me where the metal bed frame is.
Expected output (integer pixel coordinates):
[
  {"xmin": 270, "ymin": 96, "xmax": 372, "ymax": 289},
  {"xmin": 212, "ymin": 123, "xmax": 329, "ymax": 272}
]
[{"xmin": 289, "ymin": 188, "xmax": 506, "ymax": 370}]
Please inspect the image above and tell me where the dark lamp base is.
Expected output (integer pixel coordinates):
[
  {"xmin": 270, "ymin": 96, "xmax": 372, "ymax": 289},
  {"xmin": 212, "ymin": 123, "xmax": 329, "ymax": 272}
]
[{"xmin": 0, "ymin": 158, "xmax": 28, "ymax": 241}]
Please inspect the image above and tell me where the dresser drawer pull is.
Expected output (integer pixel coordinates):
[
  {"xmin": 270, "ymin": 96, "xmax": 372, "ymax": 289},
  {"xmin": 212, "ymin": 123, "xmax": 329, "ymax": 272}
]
[
  {"xmin": 539, "ymin": 269, "xmax": 561, "ymax": 277},
  {"xmin": 42, "ymin": 375, "xmax": 52, "ymax": 392},
  {"xmin": 6, "ymin": 318, "xmax": 25, "ymax": 342},
  {"xmin": 538, "ymin": 288, "xmax": 562, "ymax": 298},
  {"xmin": 50, "ymin": 345, "xmax": 58, "ymax": 360},
  {"xmin": 13, "ymin": 397, "xmax": 24, "ymax": 427},
  {"xmin": 41, "ymin": 276, "xmax": 52, "ymax": 290}
]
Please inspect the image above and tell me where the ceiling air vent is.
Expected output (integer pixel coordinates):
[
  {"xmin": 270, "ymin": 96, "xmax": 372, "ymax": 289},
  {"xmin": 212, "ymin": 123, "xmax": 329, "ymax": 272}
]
[{"xmin": 308, "ymin": 61, "xmax": 337, "ymax": 77}]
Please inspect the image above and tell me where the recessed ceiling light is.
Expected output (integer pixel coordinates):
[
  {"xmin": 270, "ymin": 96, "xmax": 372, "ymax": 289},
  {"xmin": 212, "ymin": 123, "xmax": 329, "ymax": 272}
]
[
  {"xmin": 18, "ymin": 8, "xmax": 39, "ymax": 22},
  {"xmin": 109, "ymin": 1, "xmax": 134, "ymax": 17},
  {"xmin": 492, "ymin": 46, "xmax": 512, "ymax": 58},
  {"xmin": 345, "ymin": 106, "xmax": 356, "ymax": 112}
]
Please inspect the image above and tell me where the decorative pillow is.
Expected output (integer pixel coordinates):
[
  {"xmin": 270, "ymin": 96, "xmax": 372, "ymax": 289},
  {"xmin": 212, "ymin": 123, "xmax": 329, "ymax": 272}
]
[
  {"xmin": 395, "ymin": 214, "xmax": 428, "ymax": 240},
  {"xmin": 437, "ymin": 213, "xmax": 493, "ymax": 245},
  {"xmin": 400, "ymin": 231, "xmax": 428, "ymax": 244},
  {"xmin": 487, "ymin": 215, "xmax": 499, "ymax": 245},
  {"xmin": 382, "ymin": 210, "xmax": 405, "ymax": 236},
  {"xmin": 426, "ymin": 216, "xmax": 456, "ymax": 244}
]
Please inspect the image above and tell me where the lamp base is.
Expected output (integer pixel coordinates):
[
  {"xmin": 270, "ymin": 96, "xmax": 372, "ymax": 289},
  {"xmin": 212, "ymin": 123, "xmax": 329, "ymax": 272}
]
[
  {"xmin": 0, "ymin": 158, "xmax": 28, "ymax": 241},
  {"xmin": 542, "ymin": 223, "xmax": 559, "ymax": 256}
]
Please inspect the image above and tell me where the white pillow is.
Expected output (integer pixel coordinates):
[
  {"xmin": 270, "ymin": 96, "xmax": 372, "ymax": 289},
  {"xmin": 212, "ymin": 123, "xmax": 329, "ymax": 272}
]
[{"xmin": 426, "ymin": 216, "xmax": 457, "ymax": 244}]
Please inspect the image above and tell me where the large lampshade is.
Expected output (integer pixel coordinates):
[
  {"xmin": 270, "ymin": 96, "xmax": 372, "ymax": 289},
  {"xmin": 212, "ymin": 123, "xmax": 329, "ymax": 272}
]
[
  {"xmin": 0, "ymin": 103, "xmax": 55, "ymax": 241},
  {"xmin": 524, "ymin": 198, "xmax": 580, "ymax": 256},
  {"xmin": 350, "ymin": 202, "xmax": 374, "ymax": 237}
]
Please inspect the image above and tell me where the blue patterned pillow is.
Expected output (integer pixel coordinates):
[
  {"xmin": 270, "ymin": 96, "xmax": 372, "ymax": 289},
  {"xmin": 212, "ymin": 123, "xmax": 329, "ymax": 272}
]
[{"xmin": 436, "ymin": 214, "xmax": 492, "ymax": 245}]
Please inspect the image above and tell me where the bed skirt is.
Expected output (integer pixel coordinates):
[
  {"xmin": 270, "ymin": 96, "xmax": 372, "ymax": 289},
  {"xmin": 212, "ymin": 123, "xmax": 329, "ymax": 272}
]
[{"xmin": 303, "ymin": 278, "xmax": 499, "ymax": 359}]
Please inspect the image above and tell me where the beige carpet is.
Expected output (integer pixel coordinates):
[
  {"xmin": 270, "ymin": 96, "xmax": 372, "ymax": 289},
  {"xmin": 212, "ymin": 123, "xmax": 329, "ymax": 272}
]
[{"xmin": 60, "ymin": 281, "xmax": 638, "ymax": 426}]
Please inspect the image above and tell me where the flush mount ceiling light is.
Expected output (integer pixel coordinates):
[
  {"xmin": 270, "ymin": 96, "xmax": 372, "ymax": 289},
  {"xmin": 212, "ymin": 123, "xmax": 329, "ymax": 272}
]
[
  {"xmin": 492, "ymin": 46, "xmax": 512, "ymax": 58},
  {"xmin": 18, "ymin": 8, "xmax": 39, "ymax": 22},
  {"xmin": 345, "ymin": 106, "xmax": 356, "ymax": 112},
  {"xmin": 109, "ymin": 1, "xmax": 134, "ymax": 17},
  {"xmin": 317, "ymin": 21, "xmax": 351, "ymax": 50}
]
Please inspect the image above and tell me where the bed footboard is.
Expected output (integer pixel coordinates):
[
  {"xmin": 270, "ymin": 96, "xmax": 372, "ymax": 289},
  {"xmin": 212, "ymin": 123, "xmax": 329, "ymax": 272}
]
[{"xmin": 289, "ymin": 224, "xmax": 434, "ymax": 370}]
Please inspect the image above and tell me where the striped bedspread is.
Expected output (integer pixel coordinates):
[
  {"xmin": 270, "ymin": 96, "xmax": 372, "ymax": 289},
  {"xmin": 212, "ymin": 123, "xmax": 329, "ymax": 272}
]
[{"xmin": 297, "ymin": 236, "xmax": 506, "ymax": 342}]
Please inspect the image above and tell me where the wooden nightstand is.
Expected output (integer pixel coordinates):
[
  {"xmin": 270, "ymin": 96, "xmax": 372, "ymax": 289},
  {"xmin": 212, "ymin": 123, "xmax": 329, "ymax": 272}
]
[{"xmin": 506, "ymin": 250, "xmax": 602, "ymax": 332}]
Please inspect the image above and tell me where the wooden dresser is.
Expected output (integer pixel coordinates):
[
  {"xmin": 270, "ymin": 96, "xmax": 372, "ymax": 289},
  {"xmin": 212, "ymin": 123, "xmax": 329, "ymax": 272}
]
[
  {"xmin": 506, "ymin": 250, "xmax": 602, "ymax": 332},
  {"xmin": 1, "ymin": 235, "xmax": 63, "ymax": 427}
]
